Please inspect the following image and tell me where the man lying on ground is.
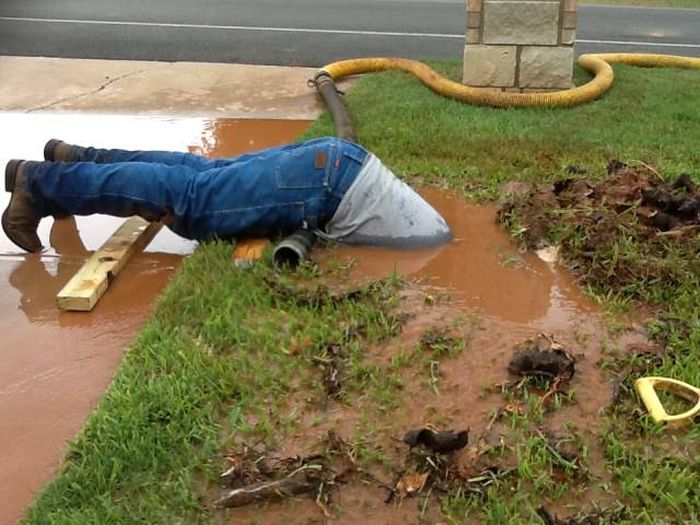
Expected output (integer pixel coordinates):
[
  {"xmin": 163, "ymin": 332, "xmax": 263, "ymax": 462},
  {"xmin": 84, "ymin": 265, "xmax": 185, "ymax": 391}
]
[{"xmin": 2, "ymin": 137, "xmax": 452, "ymax": 253}]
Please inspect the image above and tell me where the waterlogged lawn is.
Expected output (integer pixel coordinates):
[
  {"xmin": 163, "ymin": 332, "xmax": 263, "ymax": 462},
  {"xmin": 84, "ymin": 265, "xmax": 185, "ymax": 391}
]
[{"xmin": 25, "ymin": 62, "xmax": 700, "ymax": 524}]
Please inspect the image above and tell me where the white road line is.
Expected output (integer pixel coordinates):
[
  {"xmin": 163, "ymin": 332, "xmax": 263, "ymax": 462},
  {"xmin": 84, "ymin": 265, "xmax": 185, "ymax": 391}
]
[
  {"xmin": 0, "ymin": 16, "xmax": 460, "ymax": 39},
  {"xmin": 1, "ymin": 16, "xmax": 700, "ymax": 49},
  {"xmin": 577, "ymin": 38, "xmax": 700, "ymax": 49}
]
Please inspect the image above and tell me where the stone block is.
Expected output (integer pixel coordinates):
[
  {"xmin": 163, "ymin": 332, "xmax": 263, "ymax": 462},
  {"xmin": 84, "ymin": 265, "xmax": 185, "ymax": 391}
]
[
  {"xmin": 560, "ymin": 28, "xmax": 576, "ymax": 45},
  {"xmin": 483, "ymin": 1, "xmax": 560, "ymax": 46},
  {"xmin": 519, "ymin": 46, "xmax": 574, "ymax": 88},
  {"xmin": 463, "ymin": 45, "xmax": 517, "ymax": 87},
  {"xmin": 466, "ymin": 28, "xmax": 481, "ymax": 44},
  {"xmin": 468, "ymin": 0, "xmax": 482, "ymax": 12},
  {"xmin": 561, "ymin": 11, "xmax": 577, "ymax": 29},
  {"xmin": 467, "ymin": 12, "xmax": 481, "ymax": 28},
  {"xmin": 563, "ymin": 0, "xmax": 577, "ymax": 10}
]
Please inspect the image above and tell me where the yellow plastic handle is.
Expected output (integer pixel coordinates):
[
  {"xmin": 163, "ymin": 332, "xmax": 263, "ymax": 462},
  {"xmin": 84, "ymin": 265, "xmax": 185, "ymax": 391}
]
[{"xmin": 635, "ymin": 377, "xmax": 700, "ymax": 426}]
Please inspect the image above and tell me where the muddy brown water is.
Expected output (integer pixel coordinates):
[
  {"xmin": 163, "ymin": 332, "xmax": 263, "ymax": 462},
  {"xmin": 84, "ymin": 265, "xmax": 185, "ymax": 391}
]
[{"xmin": 0, "ymin": 114, "xmax": 309, "ymax": 525}]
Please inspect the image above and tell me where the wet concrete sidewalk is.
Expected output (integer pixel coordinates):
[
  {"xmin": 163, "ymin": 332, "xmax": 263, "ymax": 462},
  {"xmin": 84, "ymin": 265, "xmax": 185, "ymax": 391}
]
[{"xmin": 0, "ymin": 55, "xmax": 325, "ymax": 525}]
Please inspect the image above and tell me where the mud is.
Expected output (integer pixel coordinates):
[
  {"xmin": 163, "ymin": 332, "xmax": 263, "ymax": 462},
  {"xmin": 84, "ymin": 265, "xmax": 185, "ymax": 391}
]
[
  {"xmin": 498, "ymin": 162, "xmax": 700, "ymax": 292},
  {"xmin": 0, "ymin": 114, "xmax": 309, "ymax": 524},
  {"xmin": 220, "ymin": 187, "xmax": 649, "ymax": 523},
  {"xmin": 227, "ymin": 481, "xmax": 425, "ymax": 525}
]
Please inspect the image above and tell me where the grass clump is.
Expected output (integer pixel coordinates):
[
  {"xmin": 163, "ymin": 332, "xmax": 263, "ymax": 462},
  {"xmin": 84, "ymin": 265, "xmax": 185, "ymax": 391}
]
[{"xmin": 302, "ymin": 62, "xmax": 700, "ymax": 199}]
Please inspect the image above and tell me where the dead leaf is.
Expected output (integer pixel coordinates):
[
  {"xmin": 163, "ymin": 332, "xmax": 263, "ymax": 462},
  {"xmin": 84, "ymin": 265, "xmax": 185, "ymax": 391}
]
[{"xmin": 395, "ymin": 472, "xmax": 429, "ymax": 499}]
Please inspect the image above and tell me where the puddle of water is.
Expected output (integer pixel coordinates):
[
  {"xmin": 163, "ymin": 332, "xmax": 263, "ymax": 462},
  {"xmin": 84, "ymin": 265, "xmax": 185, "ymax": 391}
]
[
  {"xmin": 315, "ymin": 186, "xmax": 597, "ymax": 327},
  {"xmin": 0, "ymin": 114, "xmax": 309, "ymax": 524}
]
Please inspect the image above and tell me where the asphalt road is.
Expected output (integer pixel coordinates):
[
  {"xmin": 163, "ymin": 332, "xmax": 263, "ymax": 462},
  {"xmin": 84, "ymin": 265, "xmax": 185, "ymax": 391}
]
[{"xmin": 0, "ymin": 0, "xmax": 698, "ymax": 66}]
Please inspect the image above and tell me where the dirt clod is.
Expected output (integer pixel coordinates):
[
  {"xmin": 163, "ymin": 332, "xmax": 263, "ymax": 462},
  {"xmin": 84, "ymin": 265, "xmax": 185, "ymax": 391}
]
[
  {"xmin": 394, "ymin": 471, "xmax": 429, "ymax": 500},
  {"xmin": 498, "ymin": 163, "xmax": 700, "ymax": 294},
  {"xmin": 508, "ymin": 334, "xmax": 575, "ymax": 381},
  {"xmin": 402, "ymin": 426, "xmax": 470, "ymax": 454}
]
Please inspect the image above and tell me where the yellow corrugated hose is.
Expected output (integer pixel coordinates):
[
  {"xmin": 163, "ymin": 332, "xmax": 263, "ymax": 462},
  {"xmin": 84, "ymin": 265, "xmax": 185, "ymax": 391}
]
[{"xmin": 318, "ymin": 53, "xmax": 700, "ymax": 108}]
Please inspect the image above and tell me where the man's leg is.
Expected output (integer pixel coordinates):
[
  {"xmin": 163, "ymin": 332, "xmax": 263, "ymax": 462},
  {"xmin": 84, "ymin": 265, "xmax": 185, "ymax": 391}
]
[
  {"xmin": 44, "ymin": 137, "xmax": 343, "ymax": 171},
  {"xmin": 3, "ymin": 160, "xmax": 201, "ymax": 251},
  {"xmin": 4, "ymin": 137, "xmax": 345, "ymax": 251},
  {"xmin": 45, "ymin": 140, "xmax": 234, "ymax": 170}
]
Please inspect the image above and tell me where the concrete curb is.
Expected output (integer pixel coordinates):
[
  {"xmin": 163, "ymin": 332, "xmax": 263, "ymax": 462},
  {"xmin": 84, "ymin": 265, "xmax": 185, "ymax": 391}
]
[{"xmin": 0, "ymin": 56, "xmax": 345, "ymax": 119}]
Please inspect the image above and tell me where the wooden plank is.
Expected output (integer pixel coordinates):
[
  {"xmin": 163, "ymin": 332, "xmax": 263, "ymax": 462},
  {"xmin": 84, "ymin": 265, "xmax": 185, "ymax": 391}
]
[
  {"xmin": 232, "ymin": 238, "xmax": 270, "ymax": 268},
  {"xmin": 56, "ymin": 217, "xmax": 162, "ymax": 311}
]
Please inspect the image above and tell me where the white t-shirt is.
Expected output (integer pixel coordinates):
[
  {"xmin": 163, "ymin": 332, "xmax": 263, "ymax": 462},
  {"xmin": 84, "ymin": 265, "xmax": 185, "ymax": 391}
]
[{"xmin": 316, "ymin": 153, "xmax": 452, "ymax": 249}]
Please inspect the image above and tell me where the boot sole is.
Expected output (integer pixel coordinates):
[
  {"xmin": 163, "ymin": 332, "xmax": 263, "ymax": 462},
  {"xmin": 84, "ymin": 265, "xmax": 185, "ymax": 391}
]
[
  {"xmin": 44, "ymin": 139, "xmax": 63, "ymax": 162},
  {"xmin": 5, "ymin": 159, "xmax": 22, "ymax": 192}
]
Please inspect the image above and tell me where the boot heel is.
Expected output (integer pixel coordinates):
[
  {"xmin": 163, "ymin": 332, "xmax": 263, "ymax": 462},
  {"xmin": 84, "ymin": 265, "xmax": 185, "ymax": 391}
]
[
  {"xmin": 44, "ymin": 139, "xmax": 63, "ymax": 161},
  {"xmin": 5, "ymin": 159, "xmax": 22, "ymax": 192}
]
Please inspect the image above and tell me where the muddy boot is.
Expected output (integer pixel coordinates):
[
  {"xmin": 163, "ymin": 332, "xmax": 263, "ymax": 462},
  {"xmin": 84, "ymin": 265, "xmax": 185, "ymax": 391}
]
[
  {"xmin": 44, "ymin": 139, "xmax": 85, "ymax": 162},
  {"xmin": 2, "ymin": 160, "xmax": 43, "ymax": 252}
]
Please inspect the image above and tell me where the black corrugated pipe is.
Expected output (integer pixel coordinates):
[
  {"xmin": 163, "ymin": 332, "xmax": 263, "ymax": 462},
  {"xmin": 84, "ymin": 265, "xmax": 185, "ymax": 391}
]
[
  {"xmin": 312, "ymin": 72, "xmax": 357, "ymax": 142},
  {"xmin": 273, "ymin": 229, "xmax": 317, "ymax": 270}
]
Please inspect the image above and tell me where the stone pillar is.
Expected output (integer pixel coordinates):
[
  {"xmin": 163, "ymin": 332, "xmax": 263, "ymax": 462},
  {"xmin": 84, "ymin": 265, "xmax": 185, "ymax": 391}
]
[{"xmin": 463, "ymin": 0, "xmax": 577, "ymax": 92}]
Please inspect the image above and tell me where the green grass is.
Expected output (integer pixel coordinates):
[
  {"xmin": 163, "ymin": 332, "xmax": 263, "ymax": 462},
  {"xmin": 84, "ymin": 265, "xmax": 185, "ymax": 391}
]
[
  {"xmin": 25, "ymin": 62, "xmax": 700, "ymax": 523},
  {"xmin": 302, "ymin": 62, "xmax": 700, "ymax": 199},
  {"xmin": 23, "ymin": 246, "xmax": 405, "ymax": 523}
]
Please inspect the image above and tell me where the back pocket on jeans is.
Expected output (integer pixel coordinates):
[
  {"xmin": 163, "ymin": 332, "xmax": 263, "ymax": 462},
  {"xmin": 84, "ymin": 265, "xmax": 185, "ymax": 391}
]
[{"xmin": 276, "ymin": 145, "xmax": 330, "ymax": 189}]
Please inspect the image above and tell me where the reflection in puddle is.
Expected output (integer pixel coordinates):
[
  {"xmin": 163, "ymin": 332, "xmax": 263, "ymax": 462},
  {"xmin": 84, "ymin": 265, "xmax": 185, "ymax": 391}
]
[{"xmin": 0, "ymin": 114, "xmax": 310, "ymax": 524}]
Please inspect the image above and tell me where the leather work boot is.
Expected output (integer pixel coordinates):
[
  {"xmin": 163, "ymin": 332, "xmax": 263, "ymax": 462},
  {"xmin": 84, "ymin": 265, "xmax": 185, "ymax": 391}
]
[
  {"xmin": 44, "ymin": 138, "xmax": 81, "ymax": 162},
  {"xmin": 2, "ymin": 160, "xmax": 43, "ymax": 252}
]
